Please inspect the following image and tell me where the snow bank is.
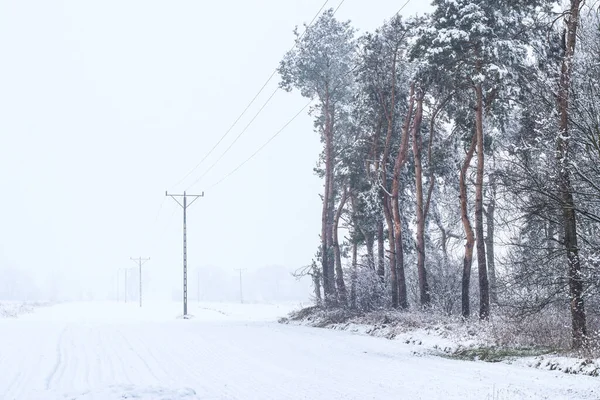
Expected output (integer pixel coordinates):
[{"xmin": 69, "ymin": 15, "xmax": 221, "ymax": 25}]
[
  {"xmin": 282, "ymin": 307, "xmax": 600, "ymax": 377},
  {"xmin": 513, "ymin": 355, "xmax": 600, "ymax": 377}
]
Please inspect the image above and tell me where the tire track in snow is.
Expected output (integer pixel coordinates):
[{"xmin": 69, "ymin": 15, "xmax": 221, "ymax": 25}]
[
  {"xmin": 99, "ymin": 327, "xmax": 117, "ymax": 384},
  {"xmin": 123, "ymin": 325, "xmax": 174, "ymax": 384},
  {"xmin": 171, "ymin": 323, "xmax": 298, "ymax": 400},
  {"xmin": 4, "ymin": 370, "xmax": 23, "ymax": 397},
  {"xmin": 121, "ymin": 323, "xmax": 230, "ymax": 398},
  {"xmin": 45, "ymin": 326, "xmax": 67, "ymax": 390},
  {"xmin": 109, "ymin": 328, "xmax": 133, "ymax": 384},
  {"xmin": 81, "ymin": 327, "xmax": 92, "ymax": 389},
  {"xmin": 142, "ymin": 327, "xmax": 207, "ymax": 386},
  {"xmin": 2, "ymin": 323, "xmax": 62, "ymax": 397},
  {"xmin": 116, "ymin": 328, "xmax": 161, "ymax": 384}
]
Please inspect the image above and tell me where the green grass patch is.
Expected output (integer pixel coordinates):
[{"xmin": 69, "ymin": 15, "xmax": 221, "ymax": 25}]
[{"xmin": 448, "ymin": 346, "xmax": 555, "ymax": 362}]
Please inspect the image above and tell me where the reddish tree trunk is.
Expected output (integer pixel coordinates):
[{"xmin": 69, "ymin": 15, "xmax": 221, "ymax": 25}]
[
  {"xmin": 382, "ymin": 197, "xmax": 397, "ymax": 307},
  {"xmin": 333, "ymin": 188, "xmax": 348, "ymax": 305},
  {"xmin": 460, "ymin": 134, "xmax": 477, "ymax": 318}
]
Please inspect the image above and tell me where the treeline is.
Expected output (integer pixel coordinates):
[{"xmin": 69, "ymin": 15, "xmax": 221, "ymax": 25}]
[{"xmin": 279, "ymin": 0, "xmax": 600, "ymax": 349}]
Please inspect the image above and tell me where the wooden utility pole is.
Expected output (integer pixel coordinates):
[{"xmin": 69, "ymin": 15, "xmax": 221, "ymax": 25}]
[
  {"xmin": 234, "ymin": 268, "xmax": 247, "ymax": 304},
  {"xmin": 130, "ymin": 257, "xmax": 150, "ymax": 308},
  {"xmin": 166, "ymin": 191, "xmax": 204, "ymax": 317}
]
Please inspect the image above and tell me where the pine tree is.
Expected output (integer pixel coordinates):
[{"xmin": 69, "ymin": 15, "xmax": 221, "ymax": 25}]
[
  {"xmin": 415, "ymin": 0, "xmax": 547, "ymax": 319},
  {"xmin": 279, "ymin": 9, "xmax": 356, "ymax": 305}
]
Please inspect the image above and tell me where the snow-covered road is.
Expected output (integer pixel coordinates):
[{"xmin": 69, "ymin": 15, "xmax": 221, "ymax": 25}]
[{"xmin": 0, "ymin": 302, "xmax": 597, "ymax": 399}]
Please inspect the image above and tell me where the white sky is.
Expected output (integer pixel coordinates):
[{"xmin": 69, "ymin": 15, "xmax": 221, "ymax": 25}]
[{"xmin": 0, "ymin": 0, "xmax": 431, "ymax": 301}]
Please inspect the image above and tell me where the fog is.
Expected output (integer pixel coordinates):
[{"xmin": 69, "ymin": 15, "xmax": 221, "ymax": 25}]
[
  {"xmin": 0, "ymin": 0, "xmax": 431, "ymax": 304},
  {"xmin": 0, "ymin": 264, "xmax": 311, "ymax": 304}
]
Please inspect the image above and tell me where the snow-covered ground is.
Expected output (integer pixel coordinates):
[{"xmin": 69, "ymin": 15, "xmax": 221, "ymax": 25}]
[
  {"xmin": 0, "ymin": 301, "xmax": 597, "ymax": 400},
  {"xmin": 0, "ymin": 301, "xmax": 48, "ymax": 318},
  {"xmin": 284, "ymin": 310, "xmax": 600, "ymax": 377}
]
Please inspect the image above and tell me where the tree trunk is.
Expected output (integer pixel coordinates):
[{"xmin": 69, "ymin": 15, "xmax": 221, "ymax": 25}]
[
  {"xmin": 355, "ymin": 222, "xmax": 374, "ymax": 271},
  {"xmin": 372, "ymin": 114, "xmax": 386, "ymax": 281},
  {"xmin": 350, "ymin": 241, "xmax": 358, "ymax": 309},
  {"xmin": 377, "ymin": 220, "xmax": 385, "ymax": 279},
  {"xmin": 392, "ymin": 205, "xmax": 408, "ymax": 309},
  {"xmin": 460, "ymin": 133, "xmax": 477, "ymax": 318},
  {"xmin": 391, "ymin": 83, "xmax": 415, "ymax": 309},
  {"xmin": 379, "ymin": 51, "xmax": 400, "ymax": 307},
  {"xmin": 383, "ymin": 196, "xmax": 397, "ymax": 307},
  {"xmin": 485, "ymin": 170, "xmax": 498, "ymax": 304},
  {"xmin": 365, "ymin": 232, "xmax": 375, "ymax": 270},
  {"xmin": 333, "ymin": 188, "xmax": 348, "ymax": 305},
  {"xmin": 411, "ymin": 91, "xmax": 430, "ymax": 306},
  {"xmin": 311, "ymin": 261, "xmax": 322, "ymax": 305},
  {"xmin": 547, "ymin": 218, "xmax": 556, "ymax": 256},
  {"xmin": 557, "ymin": 0, "xmax": 586, "ymax": 349},
  {"xmin": 321, "ymin": 88, "xmax": 336, "ymax": 306},
  {"xmin": 474, "ymin": 81, "xmax": 490, "ymax": 320},
  {"xmin": 329, "ymin": 106, "xmax": 338, "ymax": 301}
]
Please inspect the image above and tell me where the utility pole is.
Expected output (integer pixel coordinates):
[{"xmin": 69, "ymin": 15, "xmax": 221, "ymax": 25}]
[
  {"xmin": 130, "ymin": 257, "xmax": 150, "ymax": 308},
  {"xmin": 166, "ymin": 191, "xmax": 204, "ymax": 317},
  {"xmin": 234, "ymin": 268, "xmax": 247, "ymax": 304}
]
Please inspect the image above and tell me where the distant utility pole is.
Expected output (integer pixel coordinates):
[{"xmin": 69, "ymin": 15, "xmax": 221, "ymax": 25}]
[
  {"xmin": 130, "ymin": 257, "xmax": 150, "ymax": 308},
  {"xmin": 234, "ymin": 268, "xmax": 247, "ymax": 304},
  {"xmin": 166, "ymin": 190, "xmax": 204, "ymax": 317}
]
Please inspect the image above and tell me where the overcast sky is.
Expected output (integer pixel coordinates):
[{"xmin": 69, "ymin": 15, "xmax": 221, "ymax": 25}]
[{"xmin": 0, "ymin": 0, "xmax": 431, "ymax": 301}]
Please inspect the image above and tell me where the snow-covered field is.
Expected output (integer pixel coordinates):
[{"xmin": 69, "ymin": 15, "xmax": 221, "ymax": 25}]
[{"xmin": 0, "ymin": 302, "xmax": 597, "ymax": 399}]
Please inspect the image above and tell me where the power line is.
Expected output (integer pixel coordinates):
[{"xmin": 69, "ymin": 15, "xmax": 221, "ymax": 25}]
[
  {"xmin": 186, "ymin": 87, "xmax": 279, "ymax": 190},
  {"xmin": 395, "ymin": 0, "xmax": 411, "ymax": 16},
  {"xmin": 333, "ymin": 0, "xmax": 347, "ymax": 14},
  {"xmin": 171, "ymin": 72, "xmax": 277, "ymax": 189},
  {"xmin": 171, "ymin": 0, "xmax": 331, "ymax": 189},
  {"xmin": 185, "ymin": 0, "xmax": 348, "ymax": 190},
  {"xmin": 185, "ymin": 0, "xmax": 350, "ymax": 191},
  {"xmin": 207, "ymin": 100, "xmax": 313, "ymax": 190}
]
